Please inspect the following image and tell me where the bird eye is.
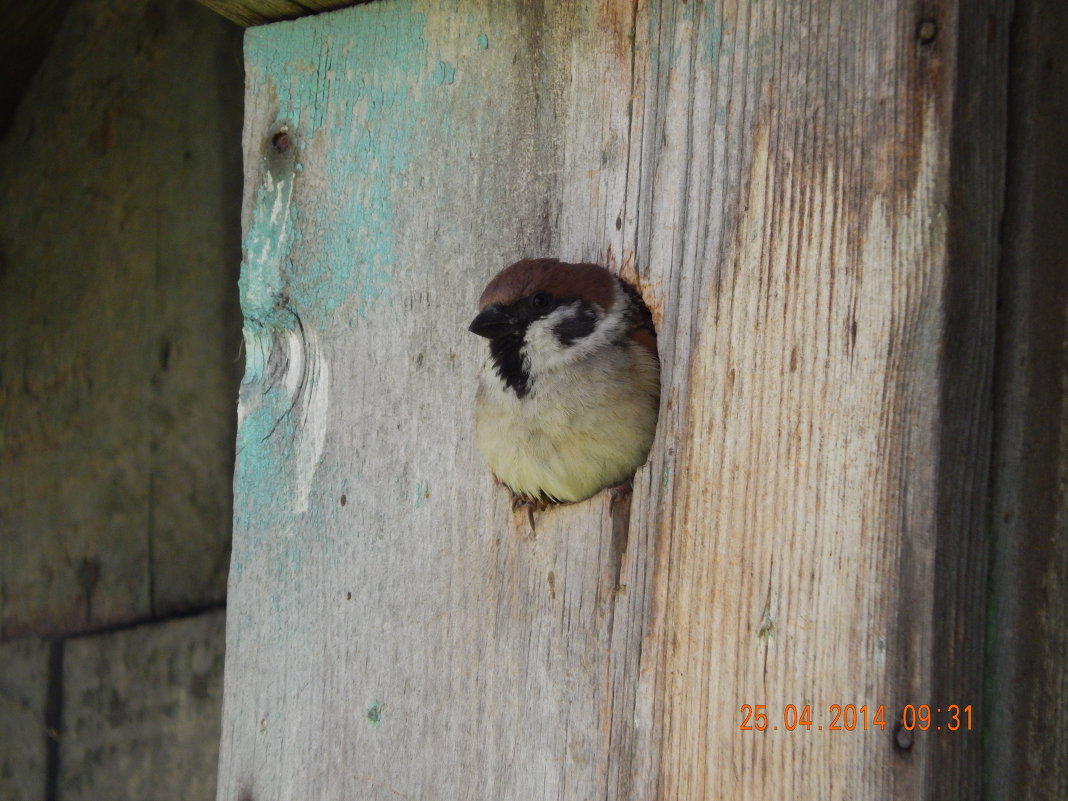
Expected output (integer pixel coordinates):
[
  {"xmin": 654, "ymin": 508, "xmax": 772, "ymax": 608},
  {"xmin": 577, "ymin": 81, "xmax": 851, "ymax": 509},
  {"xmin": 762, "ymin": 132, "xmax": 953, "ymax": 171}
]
[{"xmin": 530, "ymin": 292, "xmax": 549, "ymax": 309}]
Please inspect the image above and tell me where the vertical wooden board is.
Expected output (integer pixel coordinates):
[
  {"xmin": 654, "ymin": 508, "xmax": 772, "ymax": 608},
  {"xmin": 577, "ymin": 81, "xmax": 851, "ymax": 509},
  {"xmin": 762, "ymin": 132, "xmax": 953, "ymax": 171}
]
[
  {"xmin": 931, "ymin": 2, "xmax": 1006, "ymax": 795},
  {"xmin": 0, "ymin": 639, "xmax": 51, "ymax": 801},
  {"xmin": 221, "ymin": 3, "xmax": 654, "ymax": 800},
  {"xmin": 628, "ymin": 1, "xmax": 995, "ymax": 798},
  {"xmin": 220, "ymin": 1, "xmax": 999, "ymax": 799},
  {"xmin": 639, "ymin": 1, "xmax": 931, "ymax": 798},
  {"xmin": 61, "ymin": 611, "xmax": 225, "ymax": 801},
  {"xmin": 0, "ymin": 0, "xmax": 156, "ymax": 636},
  {"xmin": 0, "ymin": 0, "xmax": 243, "ymax": 636},
  {"xmin": 986, "ymin": 0, "xmax": 1068, "ymax": 795},
  {"xmin": 147, "ymin": 3, "xmax": 245, "ymax": 614}
]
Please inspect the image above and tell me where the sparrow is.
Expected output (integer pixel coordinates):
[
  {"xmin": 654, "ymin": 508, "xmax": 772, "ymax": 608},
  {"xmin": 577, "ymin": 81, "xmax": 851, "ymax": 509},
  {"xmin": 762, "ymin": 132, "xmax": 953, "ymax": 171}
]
[{"xmin": 468, "ymin": 258, "xmax": 660, "ymax": 505}]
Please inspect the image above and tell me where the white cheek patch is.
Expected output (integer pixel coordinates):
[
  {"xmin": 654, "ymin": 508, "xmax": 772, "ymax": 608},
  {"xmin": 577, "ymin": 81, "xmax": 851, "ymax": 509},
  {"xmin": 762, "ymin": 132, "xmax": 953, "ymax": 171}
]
[
  {"xmin": 522, "ymin": 306, "xmax": 577, "ymax": 370},
  {"xmin": 522, "ymin": 290, "xmax": 630, "ymax": 375}
]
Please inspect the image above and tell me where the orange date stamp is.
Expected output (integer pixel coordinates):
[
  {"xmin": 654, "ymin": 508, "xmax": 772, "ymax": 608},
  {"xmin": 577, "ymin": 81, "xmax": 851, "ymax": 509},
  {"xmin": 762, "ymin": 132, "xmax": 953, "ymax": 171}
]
[{"xmin": 739, "ymin": 704, "xmax": 973, "ymax": 732}]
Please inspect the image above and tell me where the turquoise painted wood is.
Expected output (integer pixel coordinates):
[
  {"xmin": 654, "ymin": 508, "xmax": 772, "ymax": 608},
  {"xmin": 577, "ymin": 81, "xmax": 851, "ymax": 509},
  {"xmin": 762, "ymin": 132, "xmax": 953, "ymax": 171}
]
[{"xmin": 219, "ymin": 2, "xmax": 1004, "ymax": 799}]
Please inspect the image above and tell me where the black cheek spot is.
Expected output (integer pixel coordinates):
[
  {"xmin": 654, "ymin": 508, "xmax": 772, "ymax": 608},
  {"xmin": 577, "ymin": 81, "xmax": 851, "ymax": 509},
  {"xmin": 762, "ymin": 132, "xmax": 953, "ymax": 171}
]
[{"xmin": 553, "ymin": 305, "xmax": 598, "ymax": 345}]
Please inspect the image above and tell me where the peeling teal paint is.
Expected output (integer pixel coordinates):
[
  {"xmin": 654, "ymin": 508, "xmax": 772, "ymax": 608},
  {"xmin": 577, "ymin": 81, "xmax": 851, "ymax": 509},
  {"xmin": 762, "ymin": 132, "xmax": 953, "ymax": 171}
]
[
  {"xmin": 239, "ymin": 166, "xmax": 298, "ymax": 330},
  {"xmin": 644, "ymin": 2, "xmax": 725, "ymax": 69},
  {"xmin": 413, "ymin": 480, "xmax": 430, "ymax": 508},
  {"xmin": 243, "ymin": 1, "xmax": 434, "ymax": 323},
  {"xmin": 476, "ymin": 33, "xmax": 489, "ymax": 50},
  {"xmin": 235, "ymin": 1, "xmax": 470, "ymax": 542},
  {"xmin": 234, "ymin": 384, "xmax": 297, "ymax": 533},
  {"xmin": 644, "ymin": 3, "xmax": 664, "ymax": 66},
  {"xmin": 366, "ymin": 701, "xmax": 383, "ymax": 727},
  {"xmin": 432, "ymin": 61, "xmax": 457, "ymax": 86},
  {"xmin": 644, "ymin": 3, "xmax": 682, "ymax": 69},
  {"xmin": 704, "ymin": 21, "xmax": 724, "ymax": 65}
]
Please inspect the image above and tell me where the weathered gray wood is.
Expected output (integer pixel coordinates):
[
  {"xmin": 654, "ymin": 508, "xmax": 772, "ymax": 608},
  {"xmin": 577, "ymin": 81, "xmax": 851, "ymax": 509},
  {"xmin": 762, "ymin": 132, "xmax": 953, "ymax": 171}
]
[
  {"xmin": 0, "ymin": 0, "xmax": 242, "ymax": 636},
  {"xmin": 219, "ymin": 1, "xmax": 1004, "ymax": 799},
  {"xmin": 0, "ymin": 639, "xmax": 52, "ymax": 801},
  {"xmin": 60, "ymin": 610, "xmax": 225, "ymax": 801}
]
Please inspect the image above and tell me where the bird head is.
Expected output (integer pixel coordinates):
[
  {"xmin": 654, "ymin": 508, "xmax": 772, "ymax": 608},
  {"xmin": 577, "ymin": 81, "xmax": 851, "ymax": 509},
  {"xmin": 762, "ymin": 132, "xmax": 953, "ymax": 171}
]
[{"xmin": 469, "ymin": 258, "xmax": 653, "ymax": 398}]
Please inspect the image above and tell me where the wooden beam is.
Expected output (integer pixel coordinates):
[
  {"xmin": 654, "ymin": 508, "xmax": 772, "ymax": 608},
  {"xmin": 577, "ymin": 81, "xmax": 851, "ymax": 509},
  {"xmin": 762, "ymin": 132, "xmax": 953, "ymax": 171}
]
[
  {"xmin": 0, "ymin": 0, "xmax": 75, "ymax": 137},
  {"xmin": 985, "ymin": 0, "xmax": 1068, "ymax": 796},
  {"xmin": 217, "ymin": 1, "xmax": 1006, "ymax": 798},
  {"xmin": 193, "ymin": 0, "xmax": 359, "ymax": 27}
]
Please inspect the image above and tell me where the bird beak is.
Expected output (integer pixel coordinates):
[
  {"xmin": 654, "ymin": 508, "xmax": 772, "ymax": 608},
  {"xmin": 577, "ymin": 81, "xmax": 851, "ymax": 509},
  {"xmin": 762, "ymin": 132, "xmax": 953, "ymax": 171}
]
[{"xmin": 468, "ymin": 305, "xmax": 514, "ymax": 339}]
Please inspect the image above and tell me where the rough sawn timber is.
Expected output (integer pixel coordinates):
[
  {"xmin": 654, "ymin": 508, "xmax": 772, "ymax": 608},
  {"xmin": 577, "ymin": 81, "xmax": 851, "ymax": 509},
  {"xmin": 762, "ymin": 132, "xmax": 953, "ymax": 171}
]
[
  {"xmin": 217, "ymin": 2, "xmax": 1005, "ymax": 799},
  {"xmin": 194, "ymin": 0, "xmax": 360, "ymax": 27}
]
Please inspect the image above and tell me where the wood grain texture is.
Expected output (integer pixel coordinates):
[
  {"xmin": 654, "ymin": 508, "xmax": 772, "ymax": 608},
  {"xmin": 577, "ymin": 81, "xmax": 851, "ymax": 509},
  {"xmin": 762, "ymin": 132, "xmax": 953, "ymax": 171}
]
[
  {"xmin": 0, "ymin": 0, "xmax": 243, "ymax": 638},
  {"xmin": 60, "ymin": 610, "xmax": 226, "ymax": 801},
  {"xmin": 194, "ymin": 0, "xmax": 360, "ymax": 27},
  {"xmin": 218, "ymin": 1, "xmax": 1004, "ymax": 799},
  {"xmin": 0, "ymin": 639, "xmax": 51, "ymax": 801},
  {"xmin": 985, "ymin": 0, "xmax": 1068, "ymax": 796}
]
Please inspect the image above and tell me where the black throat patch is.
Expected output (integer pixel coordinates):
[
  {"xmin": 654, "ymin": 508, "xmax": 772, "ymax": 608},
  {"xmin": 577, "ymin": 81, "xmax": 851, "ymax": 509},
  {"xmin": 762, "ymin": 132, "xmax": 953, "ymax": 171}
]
[{"xmin": 489, "ymin": 332, "xmax": 531, "ymax": 398}]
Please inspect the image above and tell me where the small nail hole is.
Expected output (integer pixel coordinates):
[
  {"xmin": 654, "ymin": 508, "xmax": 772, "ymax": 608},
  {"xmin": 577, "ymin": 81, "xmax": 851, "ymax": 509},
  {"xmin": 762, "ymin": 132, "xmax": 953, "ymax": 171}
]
[
  {"xmin": 917, "ymin": 18, "xmax": 937, "ymax": 44},
  {"xmin": 893, "ymin": 721, "xmax": 914, "ymax": 752},
  {"xmin": 270, "ymin": 131, "xmax": 291, "ymax": 152}
]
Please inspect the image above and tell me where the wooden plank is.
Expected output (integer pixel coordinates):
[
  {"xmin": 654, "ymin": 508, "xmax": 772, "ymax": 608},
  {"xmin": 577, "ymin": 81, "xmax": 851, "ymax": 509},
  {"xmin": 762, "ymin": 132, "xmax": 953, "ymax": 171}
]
[
  {"xmin": 929, "ymin": 2, "xmax": 1008, "ymax": 796},
  {"xmin": 0, "ymin": 0, "xmax": 242, "ymax": 637},
  {"xmin": 218, "ymin": 1, "xmax": 1003, "ymax": 799},
  {"xmin": 0, "ymin": 639, "xmax": 52, "ymax": 801},
  {"xmin": 194, "ymin": 0, "xmax": 359, "ymax": 27},
  {"xmin": 148, "ymin": 3, "xmax": 245, "ymax": 615},
  {"xmin": 636, "ymin": 3, "xmax": 993, "ymax": 796},
  {"xmin": 985, "ymin": 0, "xmax": 1068, "ymax": 796},
  {"xmin": 60, "ymin": 611, "xmax": 226, "ymax": 801}
]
